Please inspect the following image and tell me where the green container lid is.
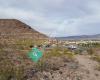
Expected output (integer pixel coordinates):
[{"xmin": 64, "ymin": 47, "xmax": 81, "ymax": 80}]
[{"xmin": 28, "ymin": 48, "xmax": 43, "ymax": 62}]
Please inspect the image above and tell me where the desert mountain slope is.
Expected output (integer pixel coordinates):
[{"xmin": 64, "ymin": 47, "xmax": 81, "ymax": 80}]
[{"xmin": 0, "ymin": 19, "xmax": 47, "ymax": 39}]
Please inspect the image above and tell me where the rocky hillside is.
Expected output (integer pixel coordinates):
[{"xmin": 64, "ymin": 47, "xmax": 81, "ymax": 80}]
[
  {"xmin": 0, "ymin": 19, "xmax": 48, "ymax": 45},
  {"xmin": 0, "ymin": 19, "xmax": 47, "ymax": 40}
]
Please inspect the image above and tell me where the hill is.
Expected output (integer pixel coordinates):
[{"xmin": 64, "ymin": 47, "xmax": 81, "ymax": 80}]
[
  {"xmin": 55, "ymin": 34, "xmax": 100, "ymax": 40},
  {"xmin": 0, "ymin": 19, "xmax": 48, "ymax": 44},
  {"xmin": 0, "ymin": 19, "xmax": 47, "ymax": 39}
]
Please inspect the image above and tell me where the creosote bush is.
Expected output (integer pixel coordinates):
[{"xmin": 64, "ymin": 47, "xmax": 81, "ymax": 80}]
[
  {"xmin": 91, "ymin": 55, "xmax": 100, "ymax": 63},
  {"xmin": 87, "ymin": 48, "xmax": 94, "ymax": 55},
  {"xmin": 0, "ymin": 51, "xmax": 28, "ymax": 80},
  {"xmin": 44, "ymin": 47, "xmax": 74, "ymax": 59}
]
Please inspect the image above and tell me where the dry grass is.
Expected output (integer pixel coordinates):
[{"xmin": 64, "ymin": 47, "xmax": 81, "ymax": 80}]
[
  {"xmin": 34, "ymin": 47, "xmax": 75, "ymax": 72},
  {"xmin": 44, "ymin": 47, "xmax": 74, "ymax": 59},
  {"xmin": 0, "ymin": 51, "xmax": 25, "ymax": 80}
]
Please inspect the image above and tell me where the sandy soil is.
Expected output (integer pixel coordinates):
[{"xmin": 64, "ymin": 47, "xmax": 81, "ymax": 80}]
[{"xmin": 75, "ymin": 55, "xmax": 100, "ymax": 80}]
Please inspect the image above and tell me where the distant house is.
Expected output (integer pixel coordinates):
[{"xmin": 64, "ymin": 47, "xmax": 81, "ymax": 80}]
[{"xmin": 67, "ymin": 44, "xmax": 78, "ymax": 50}]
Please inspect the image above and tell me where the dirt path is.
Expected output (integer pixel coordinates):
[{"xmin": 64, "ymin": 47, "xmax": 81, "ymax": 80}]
[{"xmin": 75, "ymin": 55, "xmax": 100, "ymax": 80}]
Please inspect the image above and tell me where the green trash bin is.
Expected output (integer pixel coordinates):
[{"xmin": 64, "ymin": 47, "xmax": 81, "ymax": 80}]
[{"xmin": 28, "ymin": 47, "xmax": 43, "ymax": 62}]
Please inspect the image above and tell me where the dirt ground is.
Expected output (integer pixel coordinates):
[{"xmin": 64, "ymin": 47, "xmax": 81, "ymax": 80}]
[
  {"xmin": 75, "ymin": 55, "xmax": 100, "ymax": 80},
  {"xmin": 29, "ymin": 54, "xmax": 100, "ymax": 80}
]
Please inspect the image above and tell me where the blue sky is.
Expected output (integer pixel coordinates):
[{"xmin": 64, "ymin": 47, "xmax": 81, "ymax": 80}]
[{"xmin": 0, "ymin": 0, "xmax": 100, "ymax": 37}]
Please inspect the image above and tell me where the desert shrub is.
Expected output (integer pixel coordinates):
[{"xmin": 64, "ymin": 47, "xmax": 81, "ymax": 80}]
[
  {"xmin": 0, "ymin": 65, "xmax": 25, "ymax": 80},
  {"xmin": 15, "ymin": 39, "xmax": 34, "ymax": 47},
  {"xmin": 0, "ymin": 51, "xmax": 27, "ymax": 80},
  {"xmin": 34, "ymin": 59, "xmax": 46, "ymax": 72},
  {"xmin": 93, "ymin": 43, "xmax": 100, "ymax": 47},
  {"xmin": 87, "ymin": 48, "xmax": 94, "ymax": 55},
  {"xmin": 92, "ymin": 55, "xmax": 100, "ymax": 63},
  {"xmin": 44, "ymin": 47, "xmax": 74, "ymax": 59},
  {"xmin": 74, "ymin": 49, "xmax": 83, "ymax": 55},
  {"xmin": 34, "ymin": 47, "xmax": 75, "ymax": 72},
  {"xmin": 95, "ymin": 64, "xmax": 100, "ymax": 71},
  {"xmin": 63, "ymin": 49, "xmax": 74, "ymax": 59},
  {"xmin": 44, "ymin": 47, "xmax": 62, "ymax": 58}
]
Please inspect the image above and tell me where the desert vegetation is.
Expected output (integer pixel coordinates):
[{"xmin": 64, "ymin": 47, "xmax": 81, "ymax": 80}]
[
  {"xmin": 0, "ymin": 39, "xmax": 77, "ymax": 80},
  {"xmin": 0, "ymin": 39, "xmax": 100, "ymax": 80}
]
